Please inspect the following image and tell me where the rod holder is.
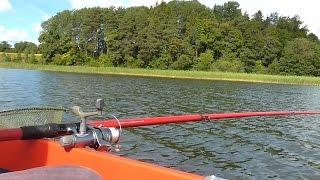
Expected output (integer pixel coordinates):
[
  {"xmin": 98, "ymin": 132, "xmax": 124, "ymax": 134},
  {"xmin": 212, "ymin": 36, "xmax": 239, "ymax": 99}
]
[{"xmin": 71, "ymin": 99, "xmax": 105, "ymax": 134}]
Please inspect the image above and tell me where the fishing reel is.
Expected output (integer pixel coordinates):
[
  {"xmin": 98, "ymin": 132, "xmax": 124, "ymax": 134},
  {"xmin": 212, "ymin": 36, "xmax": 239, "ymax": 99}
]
[{"xmin": 59, "ymin": 99, "xmax": 121, "ymax": 152}]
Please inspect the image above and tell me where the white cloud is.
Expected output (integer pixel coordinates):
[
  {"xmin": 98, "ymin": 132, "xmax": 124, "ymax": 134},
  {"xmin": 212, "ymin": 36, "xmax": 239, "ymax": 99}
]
[
  {"xmin": 31, "ymin": 15, "xmax": 52, "ymax": 44},
  {"xmin": 129, "ymin": 0, "xmax": 170, "ymax": 7},
  {"xmin": 0, "ymin": 0, "xmax": 11, "ymax": 12},
  {"xmin": 69, "ymin": 0, "xmax": 127, "ymax": 9},
  {"xmin": 0, "ymin": 14, "xmax": 52, "ymax": 45},
  {"xmin": 32, "ymin": 23, "xmax": 42, "ymax": 35},
  {"xmin": 0, "ymin": 25, "xmax": 31, "ymax": 44},
  {"xmin": 197, "ymin": 0, "xmax": 226, "ymax": 8},
  {"xmin": 33, "ymin": 15, "xmax": 52, "ymax": 33},
  {"xmin": 43, "ymin": 14, "xmax": 51, "ymax": 21}
]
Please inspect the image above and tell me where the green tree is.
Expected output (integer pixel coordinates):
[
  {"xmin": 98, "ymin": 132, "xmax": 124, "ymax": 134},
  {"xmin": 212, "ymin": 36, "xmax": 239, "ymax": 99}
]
[
  {"xmin": 150, "ymin": 53, "xmax": 173, "ymax": 69},
  {"xmin": 125, "ymin": 56, "xmax": 143, "ymax": 68},
  {"xmin": 217, "ymin": 22, "xmax": 243, "ymax": 57},
  {"xmin": 268, "ymin": 59, "xmax": 280, "ymax": 74},
  {"xmin": 278, "ymin": 38, "xmax": 320, "ymax": 76},
  {"xmin": 307, "ymin": 33, "xmax": 320, "ymax": 43},
  {"xmin": 214, "ymin": 1, "xmax": 242, "ymax": 22},
  {"xmin": 0, "ymin": 41, "xmax": 11, "ymax": 52},
  {"xmin": 194, "ymin": 51, "xmax": 213, "ymax": 71},
  {"xmin": 212, "ymin": 54, "xmax": 244, "ymax": 72},
  {"xmin": 14, "ymin": 42, "xmax": 38, "ymax": 53},
  {"xmin": 170, "ymin": 54, "xmax": 193, "ymax": 70},
  {"xmin": 252, "ymin": 60, "xmax": 267, "ymax": 74},
  {"xmin": 28, "ymin": 54, "xmax": 38, "ymax": 64},
  {"xmin": 98, "ymin": 54, "xmax": 113, "ymax": 67},
  {"xmin": 195, "ymin": 18, "xmax": 221, "ymax": 56},
  {"xmin": 276, "ymin": 15, "xmax": 308, "ymax": 46},
  {"xmin": 39, "ymin": 10, "xmax": 73, "ymax": 63}
]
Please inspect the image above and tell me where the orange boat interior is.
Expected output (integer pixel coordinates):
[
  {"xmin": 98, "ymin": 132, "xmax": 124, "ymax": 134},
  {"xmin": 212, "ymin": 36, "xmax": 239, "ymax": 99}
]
[{"xmin": 0, "ymin": 139, "xmax": 204, "ymax": 180}]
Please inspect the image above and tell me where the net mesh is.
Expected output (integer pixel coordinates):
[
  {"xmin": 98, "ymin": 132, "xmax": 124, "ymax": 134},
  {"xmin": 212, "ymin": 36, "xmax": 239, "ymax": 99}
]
[{"xmin": 0, "ymin": 107, "xmax": 66, "ymax": 128}]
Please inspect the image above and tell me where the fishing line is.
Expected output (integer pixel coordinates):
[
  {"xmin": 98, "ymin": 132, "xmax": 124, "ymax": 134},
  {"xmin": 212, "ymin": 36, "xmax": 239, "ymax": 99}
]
[{"xmin": 108, "ymin": 114, "xmax": 122, "ymax": 152}]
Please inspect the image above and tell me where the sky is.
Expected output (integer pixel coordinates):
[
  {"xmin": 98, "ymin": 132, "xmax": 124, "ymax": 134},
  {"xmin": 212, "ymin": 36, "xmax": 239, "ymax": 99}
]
[{"xmin": 0, "ymin": 0, "xmax": 319, "ymax": 45}]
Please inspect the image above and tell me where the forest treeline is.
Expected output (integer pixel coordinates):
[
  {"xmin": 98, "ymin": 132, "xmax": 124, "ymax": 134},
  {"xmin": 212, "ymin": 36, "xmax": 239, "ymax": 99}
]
[
  {"xmin": 1, "ymin": 1, "xmax": 320, "ymax": 76},
  {"xmin": 0, "ymin": 41, "xmax": 38, "ymax": 54}
]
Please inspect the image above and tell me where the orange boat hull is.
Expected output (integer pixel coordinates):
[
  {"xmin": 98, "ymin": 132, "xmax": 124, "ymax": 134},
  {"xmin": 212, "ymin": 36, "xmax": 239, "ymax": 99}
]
[{"xmin": 0, "ymin": 139, "xmax": 204, "ymax": 180}]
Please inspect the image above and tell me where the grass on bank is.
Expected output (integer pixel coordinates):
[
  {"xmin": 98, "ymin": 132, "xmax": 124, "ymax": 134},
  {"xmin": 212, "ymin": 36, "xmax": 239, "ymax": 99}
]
[{"xmin": 1, "ymin": 62, "xmax": 320, "ymax": 86}]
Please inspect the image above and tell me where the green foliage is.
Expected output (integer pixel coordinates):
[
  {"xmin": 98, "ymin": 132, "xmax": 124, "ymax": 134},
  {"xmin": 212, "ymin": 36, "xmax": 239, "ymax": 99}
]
[
  {"xmin": 195, "ymin": 19, "xmax": 221, "ymax": 55},
  {"xmin": 0, "ymin": 53, "xmax": 11, "ymax": 62},
  {"xmin": 52, "ymin": 54, "xmax": 64, "ymax": 65},
  {"xmin": 261, "ymin": 36, "xmax": 281, "ymax": 66},
  {"xmin": 52, "ymin": 52, "xmax": 74, "ymax": 66},
  {"xmin": 212, "ymin": 54, "xmax": 245, "ymax": 72},
  {"xmin": 278, "ymin": 38, "xmax": 320, "ymax": 76},
  {"xmin": 98, "ymin": 54, "xmax": 113, "ymax": 67},
  {"xmin": 14, "ymin": 42, "xmax": 38, "ymax": 53},
  {"xmin": 170, "ymin": 54, "xmax": 193, "ymax": 70},
  {"xmin": 22, "ymin": 53, "xmax": 29, "ymax": 63},
  {"xmin": 268, "ymin": 60, "xmax": 280, "ymax": 74},
  {"xmin": 307, "ymin": 33, "xmax": 319, "ymax": 42},
  {"xmin": 194, "ymin": 51, "xmax": 214, "ymax": 71},
  {"xmin": 150, "ymin": 53, "xmax": 173, "ymax": 70},
  {"xmin": 28, "ymin": 54, "xmax": 38, "ymax": 64},
  {"xmin": 14, "ymin": 53, "xmax": 22, "ymax": 62},
  {"xmin": 86, "ymin": 57, "xmax": 99, "ymax": 67},
  {"xmin": 252, "ymin": 60, "xmax": 267, "ymax": 74},
  {"xmin": 37, "ymin": 56, "xmax": 46, "ymax": 64},
  {"xmin": 125, "ymin": 56, "xmax": 143, "ymax": 68},
  {"xmin": 0, "ymin": 41, "xmax": 11, "ymax": 52},
  {"xmin": 214, "ymin": 1, "xmax": 242, "ymax": 22},
  {"xmin": 218, "ymin": 23, "xmax": 243, "ymax": 56}
]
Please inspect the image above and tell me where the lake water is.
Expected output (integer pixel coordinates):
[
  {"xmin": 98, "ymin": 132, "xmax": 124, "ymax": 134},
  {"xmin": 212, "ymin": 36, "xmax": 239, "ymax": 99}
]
[{"xmin": 1, "ymin": 68, "xmax": 320, "ymax": 179}]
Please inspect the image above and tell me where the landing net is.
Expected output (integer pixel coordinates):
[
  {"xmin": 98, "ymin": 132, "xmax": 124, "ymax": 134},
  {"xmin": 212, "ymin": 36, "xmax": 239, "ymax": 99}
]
[{"xmin": 0, "ymin": 107, "xmax": 66, "ymax": 128}]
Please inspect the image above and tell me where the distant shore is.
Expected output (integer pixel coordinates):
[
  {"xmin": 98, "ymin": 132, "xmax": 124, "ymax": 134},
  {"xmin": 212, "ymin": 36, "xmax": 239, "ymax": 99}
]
[{"xmin": 1, "ymin": 62, "xmax": 320, "ymax": 86}]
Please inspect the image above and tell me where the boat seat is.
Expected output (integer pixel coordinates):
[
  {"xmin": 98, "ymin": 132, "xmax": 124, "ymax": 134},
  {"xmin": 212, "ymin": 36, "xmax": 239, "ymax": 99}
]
[{"xmin": 0, "ymin": 166, "xmax": 102, "ymax": 180}]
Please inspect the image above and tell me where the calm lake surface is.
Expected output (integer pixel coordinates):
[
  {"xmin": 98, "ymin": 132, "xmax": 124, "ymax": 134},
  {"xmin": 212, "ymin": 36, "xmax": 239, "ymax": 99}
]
[{"xmin": 1, "ymin": 68, "xmax": 320, "ymax": 179}]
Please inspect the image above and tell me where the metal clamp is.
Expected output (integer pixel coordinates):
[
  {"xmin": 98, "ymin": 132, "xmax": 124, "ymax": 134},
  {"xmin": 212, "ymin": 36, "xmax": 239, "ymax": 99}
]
[{"xmin": 71, "ymin": 99, "xmax": 105, "ymax": 134}]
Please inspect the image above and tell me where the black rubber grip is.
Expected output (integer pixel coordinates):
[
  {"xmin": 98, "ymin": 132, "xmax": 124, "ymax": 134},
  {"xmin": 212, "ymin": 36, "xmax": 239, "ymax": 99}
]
[{"xmin": 21, "ymin": 123, "xmax": 79, "ymax": 140}]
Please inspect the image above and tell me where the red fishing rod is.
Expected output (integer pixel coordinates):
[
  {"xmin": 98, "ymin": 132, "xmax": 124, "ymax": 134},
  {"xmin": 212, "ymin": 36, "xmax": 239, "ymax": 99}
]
[
  {"xmin": 88, "ymin": 111, "xmax": 320, "ymax": 128},
  {"xmin": 1, "ymin": 111, "xmax": 320, "ymax": 141}
]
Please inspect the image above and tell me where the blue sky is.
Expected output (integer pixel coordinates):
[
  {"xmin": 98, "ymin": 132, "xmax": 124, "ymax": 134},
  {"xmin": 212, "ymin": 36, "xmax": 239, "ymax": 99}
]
[
  {"xmin": 0, "ymin": 0, "xmax": 69, "ymax": 44},
  {"xmin": 0, "ymin": 0, "xmax": 319, "ymax": 45}
]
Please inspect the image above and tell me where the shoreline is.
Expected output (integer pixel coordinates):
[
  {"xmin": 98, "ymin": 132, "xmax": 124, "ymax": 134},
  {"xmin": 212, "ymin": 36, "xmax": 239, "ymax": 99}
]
[{"xmin": 1, "ymin": 62, "xmax": 320, "ymax": 86}]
